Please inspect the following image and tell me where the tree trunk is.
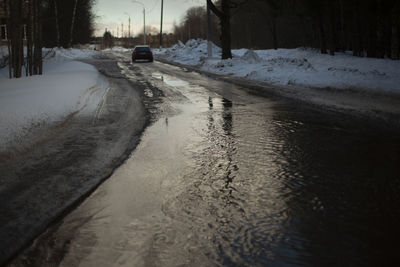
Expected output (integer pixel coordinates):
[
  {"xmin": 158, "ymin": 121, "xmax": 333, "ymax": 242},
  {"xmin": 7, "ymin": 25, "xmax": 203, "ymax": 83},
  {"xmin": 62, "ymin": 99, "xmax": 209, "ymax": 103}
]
[
  {"xmin": 268, "ymin": 13, "xmax": 278, "ymax": 50},
  {"xmin": 317, "ymin": 7, "xmax": 327, "ymax": 54},
  {"xmin": 385, "ymin": 11, "xmax": 392, "ymax": 58},
  {"xmin": 37, "ymin": 0, "xmax": 42, "ymax": 74},
  {"xmin": 33, "ymin": 0, "xmax": 42, "ymax": 75},
  {"xmin": 328, "ymin": 0, "xmax": 336, "ymax": 56},
  {"xmin": 338, "ymin": 0, "xmax": 346, "ymax": 51},
  {"xmin": 68, "ymin": 0, "xmax": 79, "ymax": 48},
  {"xmin": 7, "ymin": 39, "xmax": 12, "ymax": 78},
  {"xmin": 54, "ymin": 0, "xmax": 61, "ymax": 47},
  {"xmin": 352, "ymin": 0, "xmax": 363, "ymax": 56},
  {"xmin": 27, "ymin": 0, "xmax": 33, "ymax": 76},
  {"xmin": 220, "ymin": 0, "xmax": 232, "ymax": 59},
  {"xmin": 4, "ymin": 0, "xmax": 12, "ymax": 78},
  {"xmin": 394, "ymin": 2, "xmax": 400, "ymax": 59},
  {"xmin": 9, "ymin": 0, "xmax": 24, "ymax": 78},
  {"xmin": 33, "ymin": 0, "xmax": 38, "ymax": 74},
  {"xmin": 367, "ymin": 0, "xmax": 377, "ymax": 58},
  {"xmin": 397, "ymin": 8, "xmax": 400, "ymax": 59},
  {"xmin": 207, "ymin": 0, "xmax": 232, "ymax": 59}
]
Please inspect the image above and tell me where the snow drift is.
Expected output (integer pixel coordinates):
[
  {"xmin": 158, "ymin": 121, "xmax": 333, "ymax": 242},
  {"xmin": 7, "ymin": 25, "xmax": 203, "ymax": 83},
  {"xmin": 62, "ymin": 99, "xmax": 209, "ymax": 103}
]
[
  {"xmin": 154, "ymin": 39, "xmax": 400, "ymax": 93},
  {"xmin": 0, "ymin": 48, "xmax": 107, "ymax": 150}
]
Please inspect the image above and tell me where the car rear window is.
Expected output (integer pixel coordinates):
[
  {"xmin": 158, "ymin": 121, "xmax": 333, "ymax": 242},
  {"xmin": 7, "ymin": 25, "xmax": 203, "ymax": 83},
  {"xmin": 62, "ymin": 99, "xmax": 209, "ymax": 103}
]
[{"xmin": 135, "ymin": 47, "xmax": 150, "ymax": 52}]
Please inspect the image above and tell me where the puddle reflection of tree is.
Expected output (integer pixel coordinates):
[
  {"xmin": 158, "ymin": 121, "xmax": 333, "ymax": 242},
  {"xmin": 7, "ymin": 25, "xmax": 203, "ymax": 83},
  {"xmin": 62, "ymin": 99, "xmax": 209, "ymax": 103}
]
[{"xmin": 208, "ymin": 97, "xmax": 239, "ymax": 207}]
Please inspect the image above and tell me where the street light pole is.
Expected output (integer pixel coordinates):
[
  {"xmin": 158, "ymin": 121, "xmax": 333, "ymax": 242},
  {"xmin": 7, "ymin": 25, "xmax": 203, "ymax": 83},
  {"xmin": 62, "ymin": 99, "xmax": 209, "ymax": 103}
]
[
  {"xmin": 124, "ymin": 13, "xmax": 131, "ymax": 47},
  {"xmin": 128, "ymin": 17, "xmax": 131, "ymax": 38},
  {"xmin": 124, "ymin": 13, "xmax": 131, "ymax": 38},
  {"xmin": 143, "ymin": 7, "xmax": 146, "ymax": 44},
  {"xmin": 159, "ymin": 0, "xmax": 164, "ymax": 48}
]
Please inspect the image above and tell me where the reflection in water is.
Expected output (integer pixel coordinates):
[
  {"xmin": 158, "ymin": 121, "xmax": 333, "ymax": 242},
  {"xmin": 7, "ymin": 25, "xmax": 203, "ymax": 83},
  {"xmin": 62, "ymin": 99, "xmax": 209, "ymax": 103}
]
[
  {"xmin": 13, "ymin": 73, "xmax": 400, "ymax": 267},
  {"xmin": 222, "ymin": 98, "xmax": 233, "ymax": 135},
  {"xmin": 208, "ymin": 97, "xmax": 213, "ymax": 110},
  {"xmin": 272, "ymin": 112, "xmax": 400, "ymax": 266}
]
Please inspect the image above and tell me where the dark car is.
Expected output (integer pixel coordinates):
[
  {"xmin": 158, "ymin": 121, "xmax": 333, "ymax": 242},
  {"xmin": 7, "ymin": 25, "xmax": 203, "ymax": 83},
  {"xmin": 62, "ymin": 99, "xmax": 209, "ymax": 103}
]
[{"xmin": 132, "ymin": 45, "xmax": 153, "ymax": 62}]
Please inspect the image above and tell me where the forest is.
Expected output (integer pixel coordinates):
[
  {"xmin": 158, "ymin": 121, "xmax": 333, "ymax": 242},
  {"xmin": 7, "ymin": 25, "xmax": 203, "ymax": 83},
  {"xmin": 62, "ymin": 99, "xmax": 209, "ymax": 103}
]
[
  {"xmin": 174, "ymin": 0, "xmax": 400, "ymax": 59},
  {"xmin": 2, "ymin": 0, "xmax": 96, "ymax": 78}
]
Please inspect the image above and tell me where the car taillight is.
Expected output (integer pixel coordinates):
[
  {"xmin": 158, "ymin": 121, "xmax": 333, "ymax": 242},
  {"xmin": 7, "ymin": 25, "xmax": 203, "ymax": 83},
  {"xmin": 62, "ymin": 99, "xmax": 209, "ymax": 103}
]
[
  {"xmin": 133, "ymin": 52, "xmax": 138, "ymax": 55},
  {"xmin": 148, "ymin": 51, "xmax": 152, "ymax": 55}
]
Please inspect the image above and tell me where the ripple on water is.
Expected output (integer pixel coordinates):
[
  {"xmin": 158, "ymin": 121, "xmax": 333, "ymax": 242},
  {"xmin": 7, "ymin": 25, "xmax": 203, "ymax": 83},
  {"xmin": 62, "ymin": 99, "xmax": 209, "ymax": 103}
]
[{"xmin": 156, "ymin": 96, "xmax": 317, "ymax": 265}]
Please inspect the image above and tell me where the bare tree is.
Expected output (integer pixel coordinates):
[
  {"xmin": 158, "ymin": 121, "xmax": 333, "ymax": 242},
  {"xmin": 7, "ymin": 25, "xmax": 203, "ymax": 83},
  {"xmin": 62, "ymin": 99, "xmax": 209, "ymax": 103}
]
[
  {"xmin": 33, "ymin": 0, "xmax": 42, "ymax": 75},
  {"xmin": 4, "ymin": 0, "xmax": 12, "ymax": 78},
  {"xmin": 53, "ymin": 0, "xmax": 60, "ymax": 47},
  {"xmin": 26, "ymin": 0, "xmax": 33, "ymax": 76},
  {"xmin": 261, "ymin": 0, "xmax": 282, "ymax": 50},
  {"xmin": 68, "ymin": 0, "xmax": 78, "ymax": 48},
  {"xmin": 8, "ymin": 0, "xmax": 24, "ymax": 78}
]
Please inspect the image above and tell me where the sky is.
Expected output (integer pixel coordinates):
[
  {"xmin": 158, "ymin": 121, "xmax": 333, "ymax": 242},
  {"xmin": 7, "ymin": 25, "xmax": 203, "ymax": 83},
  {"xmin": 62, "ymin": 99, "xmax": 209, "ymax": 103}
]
[{"xmin": 94, "ymin": 0, "xmax": 204, "ymax": 37}]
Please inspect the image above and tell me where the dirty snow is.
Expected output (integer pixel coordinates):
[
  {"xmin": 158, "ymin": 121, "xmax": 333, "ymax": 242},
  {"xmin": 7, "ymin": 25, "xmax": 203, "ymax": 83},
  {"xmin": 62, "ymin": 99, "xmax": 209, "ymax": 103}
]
[
  {"xmin": 104, "ymin": 46, "xmax": 131, "ymax": 53},
  {"xmin": 154, "ymin": 39, "xmax": 400, "ymax": 93},
  {"xmin": 45, "ymin": 47, "xmax": 100, "ymax": 61},
  {"xmin": 0, "ymin": 48, "xmax": 107, "ymax": 150}
]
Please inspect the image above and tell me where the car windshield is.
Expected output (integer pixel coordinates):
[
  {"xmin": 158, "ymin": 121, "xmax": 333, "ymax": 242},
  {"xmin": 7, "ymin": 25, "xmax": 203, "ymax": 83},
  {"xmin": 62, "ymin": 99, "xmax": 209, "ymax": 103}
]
[{"xmin": 135, "ymin": 47, "xmax": 150, "ymax": 52}]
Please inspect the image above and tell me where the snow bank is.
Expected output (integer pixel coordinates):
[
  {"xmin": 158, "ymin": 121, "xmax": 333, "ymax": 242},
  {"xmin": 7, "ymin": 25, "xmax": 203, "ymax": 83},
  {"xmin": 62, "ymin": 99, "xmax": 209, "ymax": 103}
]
[
  {"xmin": 43, "ymin": 47, "xmax": 101, "ymax": 62},
  {"xmin": 154, "ymin": 39, "xmax": 221, "ymax": 66},
  {"xmin": 0, "ymin": 47, "xmax": 100, "ymax": 67},
  {"xmin": 154, "ymin": 39, "xmax": 400, "ymax": 93},
  {"xmin": 0, "ymin": 48, "xmax": 107, "ymax": 150}
]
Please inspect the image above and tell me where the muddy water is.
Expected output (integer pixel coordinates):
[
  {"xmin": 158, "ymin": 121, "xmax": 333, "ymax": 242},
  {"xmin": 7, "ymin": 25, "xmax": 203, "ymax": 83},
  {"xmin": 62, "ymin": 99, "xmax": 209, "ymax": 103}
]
[{"xmin": 13, "ymin": 64, "xmax": 400, "ymax": 266}]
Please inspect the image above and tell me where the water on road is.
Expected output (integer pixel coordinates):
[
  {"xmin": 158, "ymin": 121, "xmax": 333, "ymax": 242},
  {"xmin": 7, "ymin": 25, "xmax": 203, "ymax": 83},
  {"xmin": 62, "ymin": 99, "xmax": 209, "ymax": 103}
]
[{"xmin": 13, "ymin": 59, "xmax": 400, "ymax": 267}]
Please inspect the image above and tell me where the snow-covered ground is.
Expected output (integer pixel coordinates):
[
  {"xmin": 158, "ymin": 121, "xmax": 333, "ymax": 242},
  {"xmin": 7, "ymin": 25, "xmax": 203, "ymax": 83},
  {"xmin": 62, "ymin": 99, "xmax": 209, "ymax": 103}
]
[
  {"xmin": 104, "ymin": 46, "xmax": 131, "ymax": 53},
  {"xmin": 0, "ymin": 48, "xmax": 107, "ymax": 150},
  {"xmin": 154, "ymin": 39, "xmax": 400, "ymax": 93}
]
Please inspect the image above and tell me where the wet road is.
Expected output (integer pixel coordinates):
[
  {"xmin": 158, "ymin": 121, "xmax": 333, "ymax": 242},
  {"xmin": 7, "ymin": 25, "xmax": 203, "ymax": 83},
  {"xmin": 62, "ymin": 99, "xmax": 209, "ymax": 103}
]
[{"xmin": 12, "ymin": 56, "xmax": 400, "ymax": 266}]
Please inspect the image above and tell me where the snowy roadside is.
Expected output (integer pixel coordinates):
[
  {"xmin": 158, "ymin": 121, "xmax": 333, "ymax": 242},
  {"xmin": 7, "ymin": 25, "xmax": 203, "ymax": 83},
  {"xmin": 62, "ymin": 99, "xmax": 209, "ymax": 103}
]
[
  {"xmin": 0, "ymin": 49, "xmax": 149, "ymax": 265},
  {"xmin": 154, "ymin": 40, "xmax": 400, "ymax": 120},
  {"xmin": 154, "ymin": 39, "xmax": 400, "ymax": 94},
  {"xmin": 0, "ymin": 48, "xmax": 107, "ymax": 150}
]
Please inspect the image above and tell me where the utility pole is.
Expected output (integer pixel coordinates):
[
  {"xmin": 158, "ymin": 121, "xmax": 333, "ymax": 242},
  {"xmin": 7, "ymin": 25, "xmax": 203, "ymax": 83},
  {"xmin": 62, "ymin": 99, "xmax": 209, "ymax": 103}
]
[
  {"xmin": 121, "ymin": 22, "xmax": 124, "ymax": 38},
  {"xmin": 124, "ymin": 13, "xmax": 131, "ymax": 47},
  {"xmin": 207, "ymin": 0, "xmax": 212, "ymax": 57},
  {"xmin": 128, "ymin": 17, "xmax": 131, "ymax": 47},
  {"xmin": 128, "ymin": 17, "xmax": 131, "ymax": 38},
  {"xmin": 159, "ymin": 0, "xmax": 164, "ymax": 48},
  {"xmin": 143, "ymin": 8, "xmax": 146, "ymax": 44}
]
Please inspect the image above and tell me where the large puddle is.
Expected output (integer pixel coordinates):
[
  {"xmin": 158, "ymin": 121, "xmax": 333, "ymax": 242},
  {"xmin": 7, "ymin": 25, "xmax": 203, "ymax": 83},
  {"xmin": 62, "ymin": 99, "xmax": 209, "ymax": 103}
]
[{"xmin": 13, "ymin": 64, "xmax": 400, "ymax": 266}]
